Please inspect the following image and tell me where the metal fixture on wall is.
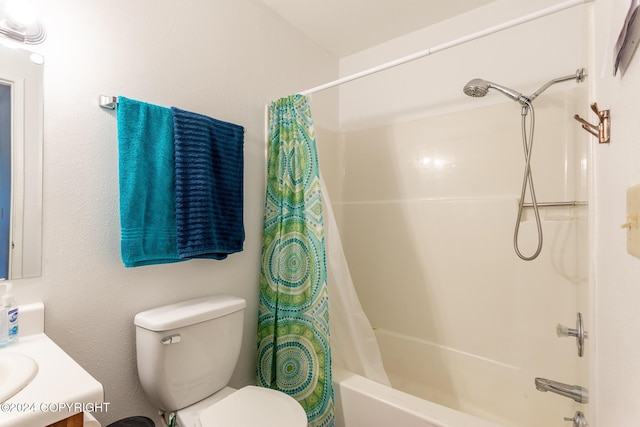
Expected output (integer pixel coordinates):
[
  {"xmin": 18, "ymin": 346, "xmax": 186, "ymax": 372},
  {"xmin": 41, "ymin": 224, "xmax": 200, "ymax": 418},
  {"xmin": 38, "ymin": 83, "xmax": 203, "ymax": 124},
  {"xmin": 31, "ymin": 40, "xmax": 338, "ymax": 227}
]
[
  {"xmin": 574, "ymin": 102, "xmax": 610, "ymax": 144},
  {"xmin": 98, "ymin": 95, "xmax": 118, "ymax": 110},
  {"xmin": 557, "ymin": 312, "xmax": 588, "ymax": 357},
  {"xmin": 534, "ymin": 378, "xmax": 589, "ymax": 404},
  {"xmin": 462, "ymin": 69, "xmax": 586, "ymax": 261},
  {"xmin": 564, "ymin": 411, "xmax": 587, "ymax": 427},
  {"xmin": 0, "ymin": 0, "xmax": 46, "ymax": 45}
]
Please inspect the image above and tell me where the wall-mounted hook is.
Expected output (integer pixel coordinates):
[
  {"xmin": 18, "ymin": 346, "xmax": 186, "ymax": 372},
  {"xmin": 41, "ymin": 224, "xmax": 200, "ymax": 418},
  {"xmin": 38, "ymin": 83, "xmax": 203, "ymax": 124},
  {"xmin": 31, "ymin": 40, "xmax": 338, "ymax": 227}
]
[{"xmin": 574, "ymin": 102, "xmax": 610, "ymax": 144}]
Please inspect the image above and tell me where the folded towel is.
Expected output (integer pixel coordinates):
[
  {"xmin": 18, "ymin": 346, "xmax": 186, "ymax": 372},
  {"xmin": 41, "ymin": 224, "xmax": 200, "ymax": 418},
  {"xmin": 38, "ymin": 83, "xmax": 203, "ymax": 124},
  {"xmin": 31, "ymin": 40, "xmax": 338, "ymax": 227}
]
[
  {"xmin": 117, "ymin": 97, "xmax": 184, "ymax": 267},
  {"xmin": 171, "ymin": 107, "xmax": 245, "ymax": 259}
]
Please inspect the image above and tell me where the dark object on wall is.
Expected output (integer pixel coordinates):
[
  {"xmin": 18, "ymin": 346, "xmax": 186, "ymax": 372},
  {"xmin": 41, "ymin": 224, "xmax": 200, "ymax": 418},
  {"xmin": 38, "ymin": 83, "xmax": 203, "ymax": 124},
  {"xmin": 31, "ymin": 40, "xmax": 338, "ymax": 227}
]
[{"xmin": 614, "ymin": 0, "xmax": 640, "ymax": 76}]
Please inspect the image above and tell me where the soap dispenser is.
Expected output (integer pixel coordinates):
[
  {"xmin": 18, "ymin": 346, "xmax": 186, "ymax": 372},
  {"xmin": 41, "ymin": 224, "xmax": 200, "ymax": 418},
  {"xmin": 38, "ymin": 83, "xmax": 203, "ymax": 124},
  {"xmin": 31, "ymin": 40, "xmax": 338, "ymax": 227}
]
[
  {"xmin": 0, "ymin": 284, "xmax": 7, "ymax": 346},
  {"xmin": 3, "ymin": 283, "xmax": 18, "ymax": 343}
]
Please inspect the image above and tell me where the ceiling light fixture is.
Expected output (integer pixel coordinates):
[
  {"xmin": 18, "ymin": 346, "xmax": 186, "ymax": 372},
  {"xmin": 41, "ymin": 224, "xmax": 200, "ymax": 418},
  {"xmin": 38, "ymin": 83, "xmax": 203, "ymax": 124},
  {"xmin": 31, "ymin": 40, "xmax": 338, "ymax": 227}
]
[{"xmin": 0, "ymin": 0, "xmax": 46, "ymax": 45}]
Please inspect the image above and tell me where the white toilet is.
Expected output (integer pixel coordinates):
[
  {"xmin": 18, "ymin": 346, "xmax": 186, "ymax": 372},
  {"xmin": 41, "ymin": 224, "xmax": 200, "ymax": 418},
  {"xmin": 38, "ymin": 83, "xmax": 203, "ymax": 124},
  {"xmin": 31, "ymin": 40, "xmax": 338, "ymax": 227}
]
[{"xmin": 134, "ymin": 295, "xmax": 308, "ymax": 427}]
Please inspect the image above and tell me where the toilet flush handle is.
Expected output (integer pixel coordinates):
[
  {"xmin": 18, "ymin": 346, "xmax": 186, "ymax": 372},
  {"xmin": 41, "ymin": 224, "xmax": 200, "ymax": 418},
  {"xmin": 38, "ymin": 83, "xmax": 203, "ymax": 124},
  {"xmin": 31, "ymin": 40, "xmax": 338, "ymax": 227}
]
[{"xmin": 161, "ymin": 334, "xmax": 182, "ymax": 345}]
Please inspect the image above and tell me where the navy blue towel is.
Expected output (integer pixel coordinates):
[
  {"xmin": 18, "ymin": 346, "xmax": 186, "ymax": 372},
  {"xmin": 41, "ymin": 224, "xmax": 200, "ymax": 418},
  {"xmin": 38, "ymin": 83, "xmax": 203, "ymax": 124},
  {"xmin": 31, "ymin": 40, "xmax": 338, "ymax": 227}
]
[{"xmin": 171, "ymin": 107, "xmax": 245, "ymax": 259}]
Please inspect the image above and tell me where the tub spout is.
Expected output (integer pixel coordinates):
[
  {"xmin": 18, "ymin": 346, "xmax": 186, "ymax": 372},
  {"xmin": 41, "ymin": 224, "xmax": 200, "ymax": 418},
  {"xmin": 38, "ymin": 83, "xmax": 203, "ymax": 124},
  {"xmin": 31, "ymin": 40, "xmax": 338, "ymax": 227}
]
[{"xmin": 534, "ymin": 378, "xmax": 589, "ymax": 403}]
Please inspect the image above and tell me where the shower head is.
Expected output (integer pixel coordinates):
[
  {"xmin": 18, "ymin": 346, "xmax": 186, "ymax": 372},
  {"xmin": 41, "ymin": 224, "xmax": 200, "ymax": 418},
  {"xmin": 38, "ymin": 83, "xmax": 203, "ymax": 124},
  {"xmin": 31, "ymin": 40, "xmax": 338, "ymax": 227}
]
[
  {"xmin": 462, "ymin": 78, "xmax": 490, "ymax": 97},
  {"xmin": 463, "ymin": 78, "xmax": 526, "ymax": 104},
  {"xmin": 463, "ymin": 69, "xmax": 587, "ymax": 105}
]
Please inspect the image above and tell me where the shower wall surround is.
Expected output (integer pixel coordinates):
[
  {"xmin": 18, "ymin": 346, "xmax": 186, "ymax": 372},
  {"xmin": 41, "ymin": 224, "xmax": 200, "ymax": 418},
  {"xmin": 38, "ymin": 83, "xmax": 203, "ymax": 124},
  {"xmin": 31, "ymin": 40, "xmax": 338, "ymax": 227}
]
[
  {"xmin": 317, "ymin": 1, "xmax": 590, "ymax": 426},
  {"xmin": 325, "ymin": 90, "xmax": 589, "ymax": 427}
]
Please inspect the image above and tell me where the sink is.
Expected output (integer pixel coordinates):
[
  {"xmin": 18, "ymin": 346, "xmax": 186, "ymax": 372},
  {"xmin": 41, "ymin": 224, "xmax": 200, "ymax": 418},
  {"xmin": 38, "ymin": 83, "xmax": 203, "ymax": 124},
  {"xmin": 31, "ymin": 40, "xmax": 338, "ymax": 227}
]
[
  {"xmin": 0, "ymin": 352, "xmax": 38, "ymax": 403},
  {"xmin": 0, "ymin": 304, "xmax": 104, "ymax": 427}
]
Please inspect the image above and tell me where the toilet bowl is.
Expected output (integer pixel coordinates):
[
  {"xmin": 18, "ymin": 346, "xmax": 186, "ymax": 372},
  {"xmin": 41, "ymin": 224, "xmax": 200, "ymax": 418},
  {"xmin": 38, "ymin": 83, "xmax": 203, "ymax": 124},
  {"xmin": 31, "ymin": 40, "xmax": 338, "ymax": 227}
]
[
  {"xmin": 134, "ymin": 295, "xmax": 307, "ymax": 427},
  {"xmin": 175, "ymin": 386, "xmax": 307, "ymax": 427}
]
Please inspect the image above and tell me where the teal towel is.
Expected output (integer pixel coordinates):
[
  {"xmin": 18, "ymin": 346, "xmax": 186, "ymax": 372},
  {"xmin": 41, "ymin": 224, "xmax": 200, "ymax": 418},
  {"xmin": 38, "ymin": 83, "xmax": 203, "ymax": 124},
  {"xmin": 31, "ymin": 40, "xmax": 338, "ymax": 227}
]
[{"xmin": 117, "ymin": 96, "xmax": 184, "ymax": 267}]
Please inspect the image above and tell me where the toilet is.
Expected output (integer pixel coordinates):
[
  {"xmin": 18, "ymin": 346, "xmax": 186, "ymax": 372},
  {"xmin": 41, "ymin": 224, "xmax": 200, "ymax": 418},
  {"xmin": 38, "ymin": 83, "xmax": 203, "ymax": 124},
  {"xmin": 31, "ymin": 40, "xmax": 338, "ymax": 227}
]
[{"xmin": 134, "ymin": 295, "xmax": 308, "ymax": 427}]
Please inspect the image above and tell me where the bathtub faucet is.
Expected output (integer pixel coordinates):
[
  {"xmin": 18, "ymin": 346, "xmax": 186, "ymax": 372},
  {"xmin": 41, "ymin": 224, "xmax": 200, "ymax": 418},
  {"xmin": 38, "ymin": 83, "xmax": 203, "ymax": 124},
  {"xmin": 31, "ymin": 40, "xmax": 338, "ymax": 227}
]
[{"xmin": 534, "ymin": 378, "xmax": 589, "ymax": 403}]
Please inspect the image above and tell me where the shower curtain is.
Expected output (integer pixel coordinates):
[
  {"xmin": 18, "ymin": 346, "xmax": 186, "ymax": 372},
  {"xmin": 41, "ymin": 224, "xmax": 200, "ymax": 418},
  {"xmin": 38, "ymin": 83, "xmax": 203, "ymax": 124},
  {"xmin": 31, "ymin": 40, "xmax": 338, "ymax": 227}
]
[
  {"xmin": 257, "ymin": 95, "xmax": 334, "ymax": 427},
  {"xmin": 321, "ymin": 176, "xmax": 390, "ymax": 386}
]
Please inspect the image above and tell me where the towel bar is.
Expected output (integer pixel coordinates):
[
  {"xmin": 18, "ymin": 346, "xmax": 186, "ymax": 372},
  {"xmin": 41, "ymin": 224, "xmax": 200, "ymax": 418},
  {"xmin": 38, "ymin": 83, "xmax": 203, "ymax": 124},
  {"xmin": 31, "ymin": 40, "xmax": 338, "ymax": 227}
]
[{"xmin": 99, "ymin": 95, "xmax": 117, "ymax": 110}]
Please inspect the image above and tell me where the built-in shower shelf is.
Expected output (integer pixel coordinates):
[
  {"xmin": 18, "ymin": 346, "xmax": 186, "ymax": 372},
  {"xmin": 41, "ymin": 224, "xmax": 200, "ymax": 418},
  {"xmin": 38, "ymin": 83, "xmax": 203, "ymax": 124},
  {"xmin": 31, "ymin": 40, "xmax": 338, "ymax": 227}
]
[{"xmin": 522, "ymin": 201, "xmax": 588, "ymax": 208}]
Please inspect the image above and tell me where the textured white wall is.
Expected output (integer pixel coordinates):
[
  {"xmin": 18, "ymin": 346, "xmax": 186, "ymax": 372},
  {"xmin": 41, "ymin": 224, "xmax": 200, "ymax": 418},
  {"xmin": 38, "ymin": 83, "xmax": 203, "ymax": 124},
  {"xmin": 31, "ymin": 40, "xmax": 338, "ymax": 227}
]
[
  {"xmin": 11, "ymin": 0, "xmax": 338, "ymax": 425},
  {"xmin": 593, "ymin": 0, "xmax": 640, "ymax": 425}
]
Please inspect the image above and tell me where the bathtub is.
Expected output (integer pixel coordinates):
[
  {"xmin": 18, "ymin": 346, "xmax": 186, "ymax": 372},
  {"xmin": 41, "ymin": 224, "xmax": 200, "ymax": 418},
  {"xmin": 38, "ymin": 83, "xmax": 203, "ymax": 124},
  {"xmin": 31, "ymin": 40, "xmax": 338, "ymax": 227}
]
[{"xmin": 332, "ymin": 369, "xmax": 505, "ymax": 427}]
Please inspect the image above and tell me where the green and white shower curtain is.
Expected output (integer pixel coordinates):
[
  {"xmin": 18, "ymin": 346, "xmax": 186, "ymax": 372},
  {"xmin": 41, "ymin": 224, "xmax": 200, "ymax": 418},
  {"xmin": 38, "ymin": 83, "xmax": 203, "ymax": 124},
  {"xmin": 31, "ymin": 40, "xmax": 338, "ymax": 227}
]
[{"xmin": 257, "ymin": 94, "xmax": 334, "ymax": 427}]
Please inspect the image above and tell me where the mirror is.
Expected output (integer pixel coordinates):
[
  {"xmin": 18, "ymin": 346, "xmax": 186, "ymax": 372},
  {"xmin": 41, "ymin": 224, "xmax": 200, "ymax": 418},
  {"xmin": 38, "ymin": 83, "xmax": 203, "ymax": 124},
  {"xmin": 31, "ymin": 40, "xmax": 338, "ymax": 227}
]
[{"xmin": 0, "ymin": 43, "xmax": 43, "ymax": 279}]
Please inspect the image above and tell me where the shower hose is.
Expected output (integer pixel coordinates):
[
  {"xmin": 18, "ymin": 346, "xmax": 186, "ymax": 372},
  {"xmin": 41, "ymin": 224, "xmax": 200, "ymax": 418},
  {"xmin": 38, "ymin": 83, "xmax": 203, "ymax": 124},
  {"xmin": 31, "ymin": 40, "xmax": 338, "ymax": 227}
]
[{"xmin": 514, "ymin": 100, "xmax": 543, "ymax": 261}]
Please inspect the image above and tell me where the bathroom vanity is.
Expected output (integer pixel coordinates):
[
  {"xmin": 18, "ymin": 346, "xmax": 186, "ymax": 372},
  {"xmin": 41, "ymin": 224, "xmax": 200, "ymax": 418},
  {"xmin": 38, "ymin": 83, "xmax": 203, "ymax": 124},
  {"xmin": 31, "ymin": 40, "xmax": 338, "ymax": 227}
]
[
  {"xmin": 47, "ymin": 413, "xmax": 83, "ymax": 426},
  {"xmin": 0, "ymin": 303, "xmax": 103, "ymax": 427}
]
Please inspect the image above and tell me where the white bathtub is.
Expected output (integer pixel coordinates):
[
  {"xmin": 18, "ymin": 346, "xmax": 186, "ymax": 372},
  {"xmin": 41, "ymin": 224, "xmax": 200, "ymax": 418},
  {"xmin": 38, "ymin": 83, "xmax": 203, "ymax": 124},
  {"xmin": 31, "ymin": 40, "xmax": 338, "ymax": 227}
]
[{"xmin": 333, "ymin": 369, "xmax": 505, "ymax": 427}]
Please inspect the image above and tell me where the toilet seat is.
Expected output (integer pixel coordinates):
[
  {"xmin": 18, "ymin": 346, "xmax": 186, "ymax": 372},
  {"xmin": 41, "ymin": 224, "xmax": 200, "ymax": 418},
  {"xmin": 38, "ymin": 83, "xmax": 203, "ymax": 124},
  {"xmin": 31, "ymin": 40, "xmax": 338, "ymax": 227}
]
[{"xmin": 197, "ymin": 386, "xmax": 307, "ymax": 427}]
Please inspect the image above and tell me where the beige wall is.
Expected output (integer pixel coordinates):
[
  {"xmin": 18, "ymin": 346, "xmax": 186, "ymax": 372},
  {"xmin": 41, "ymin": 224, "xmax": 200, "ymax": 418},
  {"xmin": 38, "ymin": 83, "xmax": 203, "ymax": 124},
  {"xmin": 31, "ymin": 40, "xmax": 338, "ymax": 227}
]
[
  {"xmin": 593, "ymin": 0, "xmax": 640, "ymax": 426},
  {"xmin": 338, "ymin": 0, "xmax": 589, "ymax": 132},
  {"xmin": 325, "ymin": 89, "xmax": 589, "ymax": 427},
  {"xmin": 316, "ymin": 1, "xmax": 592, "ymax": 426},
  {"xmin": 12, "ymin": 0, "xmax": 338, "ymax": 424},
  {"xmin": 319, "ymin": 0, "xmax": 640, "ymax": 425}
]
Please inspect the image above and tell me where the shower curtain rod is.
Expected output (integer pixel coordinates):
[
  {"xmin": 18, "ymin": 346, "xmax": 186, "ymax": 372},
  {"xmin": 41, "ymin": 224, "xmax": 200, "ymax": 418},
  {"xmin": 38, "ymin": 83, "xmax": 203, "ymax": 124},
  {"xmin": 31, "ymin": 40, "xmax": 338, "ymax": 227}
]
[{"xmin": 299, "ymin": 0, "xmax": 593, "ymax": 96}]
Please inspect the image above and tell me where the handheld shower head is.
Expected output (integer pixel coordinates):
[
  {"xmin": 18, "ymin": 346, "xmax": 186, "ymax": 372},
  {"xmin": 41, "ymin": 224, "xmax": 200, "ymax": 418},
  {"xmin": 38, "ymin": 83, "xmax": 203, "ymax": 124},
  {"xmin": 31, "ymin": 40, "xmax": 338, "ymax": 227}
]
[
  {"xmin": 463, "ymin": 69, "xmax": 587, "ymax": 105},
  {"xmin": 463, "ymin": 78, "xmax": 526, "ymax": 104},
  {"xmin": 463, "ymin": 78, "xmax": 489, "ymax": 97},
  {"xmin": 462, "ymin": 69, "xmax": 587, "ymax": 262}
]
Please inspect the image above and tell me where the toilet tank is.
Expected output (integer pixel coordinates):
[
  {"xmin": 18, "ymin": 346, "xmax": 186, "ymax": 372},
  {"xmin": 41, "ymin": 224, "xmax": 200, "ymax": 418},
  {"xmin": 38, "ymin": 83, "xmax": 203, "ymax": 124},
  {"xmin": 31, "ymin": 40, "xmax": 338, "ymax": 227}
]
[{"xmin": 134, "ymin": 295, "xmax": 247, "ymax": 412}]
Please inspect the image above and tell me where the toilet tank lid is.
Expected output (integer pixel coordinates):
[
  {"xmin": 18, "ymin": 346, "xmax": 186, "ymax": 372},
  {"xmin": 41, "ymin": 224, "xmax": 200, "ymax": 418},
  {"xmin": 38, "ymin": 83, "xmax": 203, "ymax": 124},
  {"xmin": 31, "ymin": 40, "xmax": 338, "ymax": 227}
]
[{"xmin": 134, "ymin": 295, "xmax": 247, "ymax": 332}]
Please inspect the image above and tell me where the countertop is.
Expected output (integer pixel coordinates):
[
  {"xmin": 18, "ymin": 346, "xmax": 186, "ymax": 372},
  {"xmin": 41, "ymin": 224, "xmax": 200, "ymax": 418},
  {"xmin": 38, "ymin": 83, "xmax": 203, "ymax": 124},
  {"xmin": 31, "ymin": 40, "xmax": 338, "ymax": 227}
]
[{"xmin": 0, "ymin": 303, "xmax": 104, "ymax": 427}]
